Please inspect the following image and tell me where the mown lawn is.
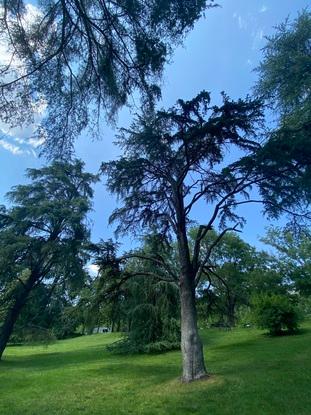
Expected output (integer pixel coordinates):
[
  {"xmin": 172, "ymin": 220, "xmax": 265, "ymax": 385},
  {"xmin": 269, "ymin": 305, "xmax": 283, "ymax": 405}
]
[{"xmin": 0, "ymin": 323, "xmax": 310, "ymax": 415}]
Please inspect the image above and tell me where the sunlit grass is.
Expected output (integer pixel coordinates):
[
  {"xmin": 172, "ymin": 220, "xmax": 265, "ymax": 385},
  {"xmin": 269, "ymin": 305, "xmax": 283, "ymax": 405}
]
[{"xmin": 1, "ymin": 323, "xmax": 310, "ymax": 415}]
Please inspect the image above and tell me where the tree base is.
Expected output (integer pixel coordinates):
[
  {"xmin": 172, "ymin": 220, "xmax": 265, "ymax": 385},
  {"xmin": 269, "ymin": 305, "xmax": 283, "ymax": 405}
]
[{"xmin": 181, "ymin": 371, "xmax": 210, "ymax": 383}]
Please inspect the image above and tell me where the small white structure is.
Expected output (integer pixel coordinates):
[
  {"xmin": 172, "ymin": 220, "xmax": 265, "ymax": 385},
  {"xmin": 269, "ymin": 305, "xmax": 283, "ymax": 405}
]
[{"xmin": 92, "ymin": 326, "xmax": 110, "ymax": 334}]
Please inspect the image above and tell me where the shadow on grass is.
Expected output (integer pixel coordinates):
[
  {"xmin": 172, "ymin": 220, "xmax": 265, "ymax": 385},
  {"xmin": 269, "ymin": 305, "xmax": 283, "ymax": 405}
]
[
  {"xmin": 1, "ymin": 325, "xmax": 310, "ymax": 378},
  {"xmin": 261, "ymin": 327, "xmax": 310, "ymax": 337},
  {"xmin": 0, "ymin": 343, "xmax": 109, "ymax": 370},
  {"xmin": 0, "ymin": 341, "xmax": 178, "ymax": 376}
]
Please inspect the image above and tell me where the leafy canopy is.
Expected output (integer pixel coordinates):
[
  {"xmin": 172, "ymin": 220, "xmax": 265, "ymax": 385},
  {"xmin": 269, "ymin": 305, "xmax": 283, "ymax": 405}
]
[
  {"xmin": 254, "ymin": 10, "xmax": 311, "ymax": 217},
  {"xmin": 0, "ymin": 160, "xmax": 97, "ymax": 312},
  {"xmin": 103, "ymin": 91, "xmax": 263, "ymax": 237},
  {"xmin": 0, "ymin": 0, "xmax": 215, "ymax": 157}
]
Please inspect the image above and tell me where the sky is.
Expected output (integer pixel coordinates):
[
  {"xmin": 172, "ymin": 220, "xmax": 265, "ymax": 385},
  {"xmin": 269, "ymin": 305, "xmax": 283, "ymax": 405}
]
[{"xmin": 0, "ymin": 0, "xmax": 309, "ymax": 252}]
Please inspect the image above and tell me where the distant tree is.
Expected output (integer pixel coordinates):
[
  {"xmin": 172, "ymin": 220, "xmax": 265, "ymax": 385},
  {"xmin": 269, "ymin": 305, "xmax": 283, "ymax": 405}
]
[
  {"xmin": 192, "ymin": 229, "xmax": 284, "ymax": 327},
  {"xmin": 255, "ymin": 10, "xmax": 311, "ymax": 212},
  {"xmin": 252, "ymin": 293, "xmax": 301, "ymax": 336},
  {"xmin": 0, "ymin": 0, "xmax": 215, "ymax": 156},
  {"xmin": 90, "ymin": 234, "xmax": 180, "ymax": 352},
  {"xmin": 0, "ymin": 161, "xmax": 97, "ymax": 359},
  {"xmin": 195, "ymin": 231, "xmax": 257, "ymax": 327},
  {"xmin": 262, "ymin": 227, "xmax": 311, "ymax": 296},
  {"xmin": 108, "ymin": 235, "xmax": 180, "ymax": 352}
]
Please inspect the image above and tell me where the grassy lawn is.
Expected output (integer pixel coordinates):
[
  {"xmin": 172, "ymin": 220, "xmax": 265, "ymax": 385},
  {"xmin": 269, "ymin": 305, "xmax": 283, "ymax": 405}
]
[{"xmin": 1, "ymin": 323, "xmax": 310, "ymax": 415}]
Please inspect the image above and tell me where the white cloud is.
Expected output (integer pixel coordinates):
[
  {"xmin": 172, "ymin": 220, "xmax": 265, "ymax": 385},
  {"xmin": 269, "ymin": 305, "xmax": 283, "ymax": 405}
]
[
  {"xmin": 87, "ymin": 264, "xmax": 99, "ymax": 276},
  {"xmin": 0, "ymin": 128, "xmax": 42, "ymax": 157},
  {"xmin": 0, "ymin": 3, "xmax": 45, "ymax": 156},
  {"xmin": 260, "ymin": 5, "xmax": 268, "ymax": 13},
  {"xmin": 232, "ymin": 12, "xmax": 248, "ymax": 30},
  {"xmin": 252, "ymin": 28, "xmax": 265, "ymax": 50},
  {"xmin": 0, "ymin": 139, "xmax": 24, "ymax": 155},
  {"xmin": 24, "ymin": 3, "xmax": 41, "ymax": 25},
  {"xmin": 28, "ymin": 137, "xmax": 45, "ymax": 148}
]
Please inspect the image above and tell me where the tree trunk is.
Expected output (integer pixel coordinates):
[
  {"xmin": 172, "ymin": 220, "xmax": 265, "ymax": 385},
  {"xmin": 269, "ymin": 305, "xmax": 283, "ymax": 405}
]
[
  {"xmin": 227, "ymin": 298, "xmax": 236, "ymax": 327},
  {"xmin": 174, "ymin": 187, "xmax": 208, "ymax": 382},
  {"xmin": 0, "ymin": 274, "xmax": 36, "ymax": 360},
  {"xmin": 0, "ymin": 291, "xmax": 29, "ymax": 359},
  {"xmin": 180, "ymin": 273, "xmax": 207, "ymax": 382}
]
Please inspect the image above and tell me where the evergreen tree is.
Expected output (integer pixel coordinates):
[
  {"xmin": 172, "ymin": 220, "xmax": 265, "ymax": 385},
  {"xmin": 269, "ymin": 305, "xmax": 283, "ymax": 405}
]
[
  {"xmin": 102, "ymin": 90, "xmax": 309, "ymax": 381},
  {"xmin": 0, "ymin": 160, "xmax": 97, "ymax": 359},
  {"xmin": 254, "ymin": 10, "xmax": 311, "ymax": 215}
]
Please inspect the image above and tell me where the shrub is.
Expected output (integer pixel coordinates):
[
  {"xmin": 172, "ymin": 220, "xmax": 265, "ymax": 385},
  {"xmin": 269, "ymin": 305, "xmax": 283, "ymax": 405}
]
[
  {"xmin": 106, "ymin": 337, "xmax": 180, "ymax": 354},
  {"xmin": 252, "ymin": 293, "xmax": 301, "ymax": 335}
]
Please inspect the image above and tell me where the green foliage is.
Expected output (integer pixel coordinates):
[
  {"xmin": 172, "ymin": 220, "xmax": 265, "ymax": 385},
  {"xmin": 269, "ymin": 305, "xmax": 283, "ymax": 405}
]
[
  {"xmin": 194, "ymin": 229, "xmax": 283, "ymax": 326},
  {"xmin": 262, "ymin": 227, "xmax": 311, "ymax": 296},
  {"xmin": 255, "ymin": 10, "xmax": 311, "ymax": 118},
  {"xmin": 0, "ymin": 160, "xmax": 97, "ymax": 350},
  {"xmin": 9, "ymin": 326, "xmax": 56, "ymax": 346},
  {"xmin": 252, "ymin": 293, "xmax": 301, "ymax": 335},
  {"xmin": 102, "ymin": 91, "xmax": 264, "ymax": 239},
  {"xmin": 123, "ymin": 278, "xmax": 180, "ymax": 353},
  {"xmin": 0, "ymin": 0, "xmax": 215, "ymax": 156},
  {"xmin": 93, "ymin": 235, "xmax": 180, "ymax": 354},
  {"xmin": 254, "ymin": 10, "xmax": 311, "ymax": 218}
]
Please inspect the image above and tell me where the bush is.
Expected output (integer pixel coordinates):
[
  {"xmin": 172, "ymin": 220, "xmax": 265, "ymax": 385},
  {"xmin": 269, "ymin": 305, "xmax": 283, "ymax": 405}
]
[
  {"xmin": 106, "ymin": 337, "xmax": 180, "ymax": 354},
  {"xmin": 252, "ymin": 293, "xmax": 301, "ymax": 335},
  {"xmin": 9, "ymin": 325, "xmax": 56, "ymax": 345}
]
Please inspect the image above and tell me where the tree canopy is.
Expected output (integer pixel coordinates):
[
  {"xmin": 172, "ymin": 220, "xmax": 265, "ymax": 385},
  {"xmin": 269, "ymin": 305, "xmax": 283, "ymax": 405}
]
[
  {"xmin": 254, "ymin": 10, "xmax": 311, "ymax": 217},
  {"xmin": 262, "ymin": 227, "xmax": 311, "ymax": 296},
  {"xmin": 0, "ymin": 0, "xmax": 215, "ymax": 156},
  {"xmin": 0, "ymin": 160, "xmax": 97, "ymax": 358}
]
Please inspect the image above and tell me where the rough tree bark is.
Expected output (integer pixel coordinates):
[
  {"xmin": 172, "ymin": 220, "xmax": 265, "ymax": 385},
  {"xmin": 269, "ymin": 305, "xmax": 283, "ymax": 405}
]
[
  {"xmin": 180, "ymin": 272, "xmax": 207, "ymax": 382},
  {"xmin": 0, "ymin": 275, "xmax": 35, "ymax": 360},
  {"xmin": 176, "ymin": 194, "xmax": 208, "ymax": 382}
]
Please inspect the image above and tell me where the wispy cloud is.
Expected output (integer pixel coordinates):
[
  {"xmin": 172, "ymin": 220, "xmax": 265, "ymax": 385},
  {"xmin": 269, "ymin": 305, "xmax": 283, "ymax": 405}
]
[
  {"xmin": 0, "ymin": 4, "xmax": 44, "ymax": 158},
  {"xmin": 260, "ymin": 5, "xmax": 268, "ymax": 13},
  {"xmin": 0, "ymin": 138, "xmax": 24, "ymax": 155},
  {"xmin": 0, "ymin": 129, "xmax": 41, "ymax": 157},
  {"xmin": 252, "ymin": 28, "xmax": 265, "ymax": 50},
  {"xmin": 233, "ymin": 12, "xmax": 248, "ymax": 30}
]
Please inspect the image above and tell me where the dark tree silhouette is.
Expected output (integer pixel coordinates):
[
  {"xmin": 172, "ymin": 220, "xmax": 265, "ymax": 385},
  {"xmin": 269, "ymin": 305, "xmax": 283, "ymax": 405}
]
[{"xmin": 102, "ymin": 91, "xmax": 310, "ymax": 381}]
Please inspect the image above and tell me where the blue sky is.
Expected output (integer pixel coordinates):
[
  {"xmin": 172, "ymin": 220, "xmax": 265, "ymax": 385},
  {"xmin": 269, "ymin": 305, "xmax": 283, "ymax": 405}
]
[{"xmin": 0, "ymin": 0, "xmax": 309, "ymax": 252}]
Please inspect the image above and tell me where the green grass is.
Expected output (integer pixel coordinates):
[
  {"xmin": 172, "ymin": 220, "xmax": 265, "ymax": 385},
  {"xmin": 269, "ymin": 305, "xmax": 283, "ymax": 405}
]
[{"xmin": 1, "ymin": 323, "xmax": 311, "ymax": 415}]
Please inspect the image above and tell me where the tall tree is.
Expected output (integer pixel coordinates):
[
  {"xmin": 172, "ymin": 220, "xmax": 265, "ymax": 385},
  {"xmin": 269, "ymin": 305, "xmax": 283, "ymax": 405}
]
[
  {"xmin": 102, "ymin": 92, "xmax": 254, "ymax": 381},
  {"xmin": 254, "ymin": 10, "xmax": 311, "ymax": 210},
  {"xmin": 0, "ymin": 160, "xmax": 97, "ymax": 359},
  {"xmin": 0, "ymin": 0, "xmax": 215, "ymax": 156},
  {"xmin": 102, "ymin": 91, "xmax": 310, "ymax": 381}
]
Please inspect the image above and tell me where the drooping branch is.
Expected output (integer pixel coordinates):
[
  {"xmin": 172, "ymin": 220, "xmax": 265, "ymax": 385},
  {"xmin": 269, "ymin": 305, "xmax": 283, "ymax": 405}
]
[
  {"xmin": 119, "ymin": 252, "xmax": 178, "ymax": 282},
  {"xmin": 194, "ymin": 224, "xmax": 241, "ymax": 285}
]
